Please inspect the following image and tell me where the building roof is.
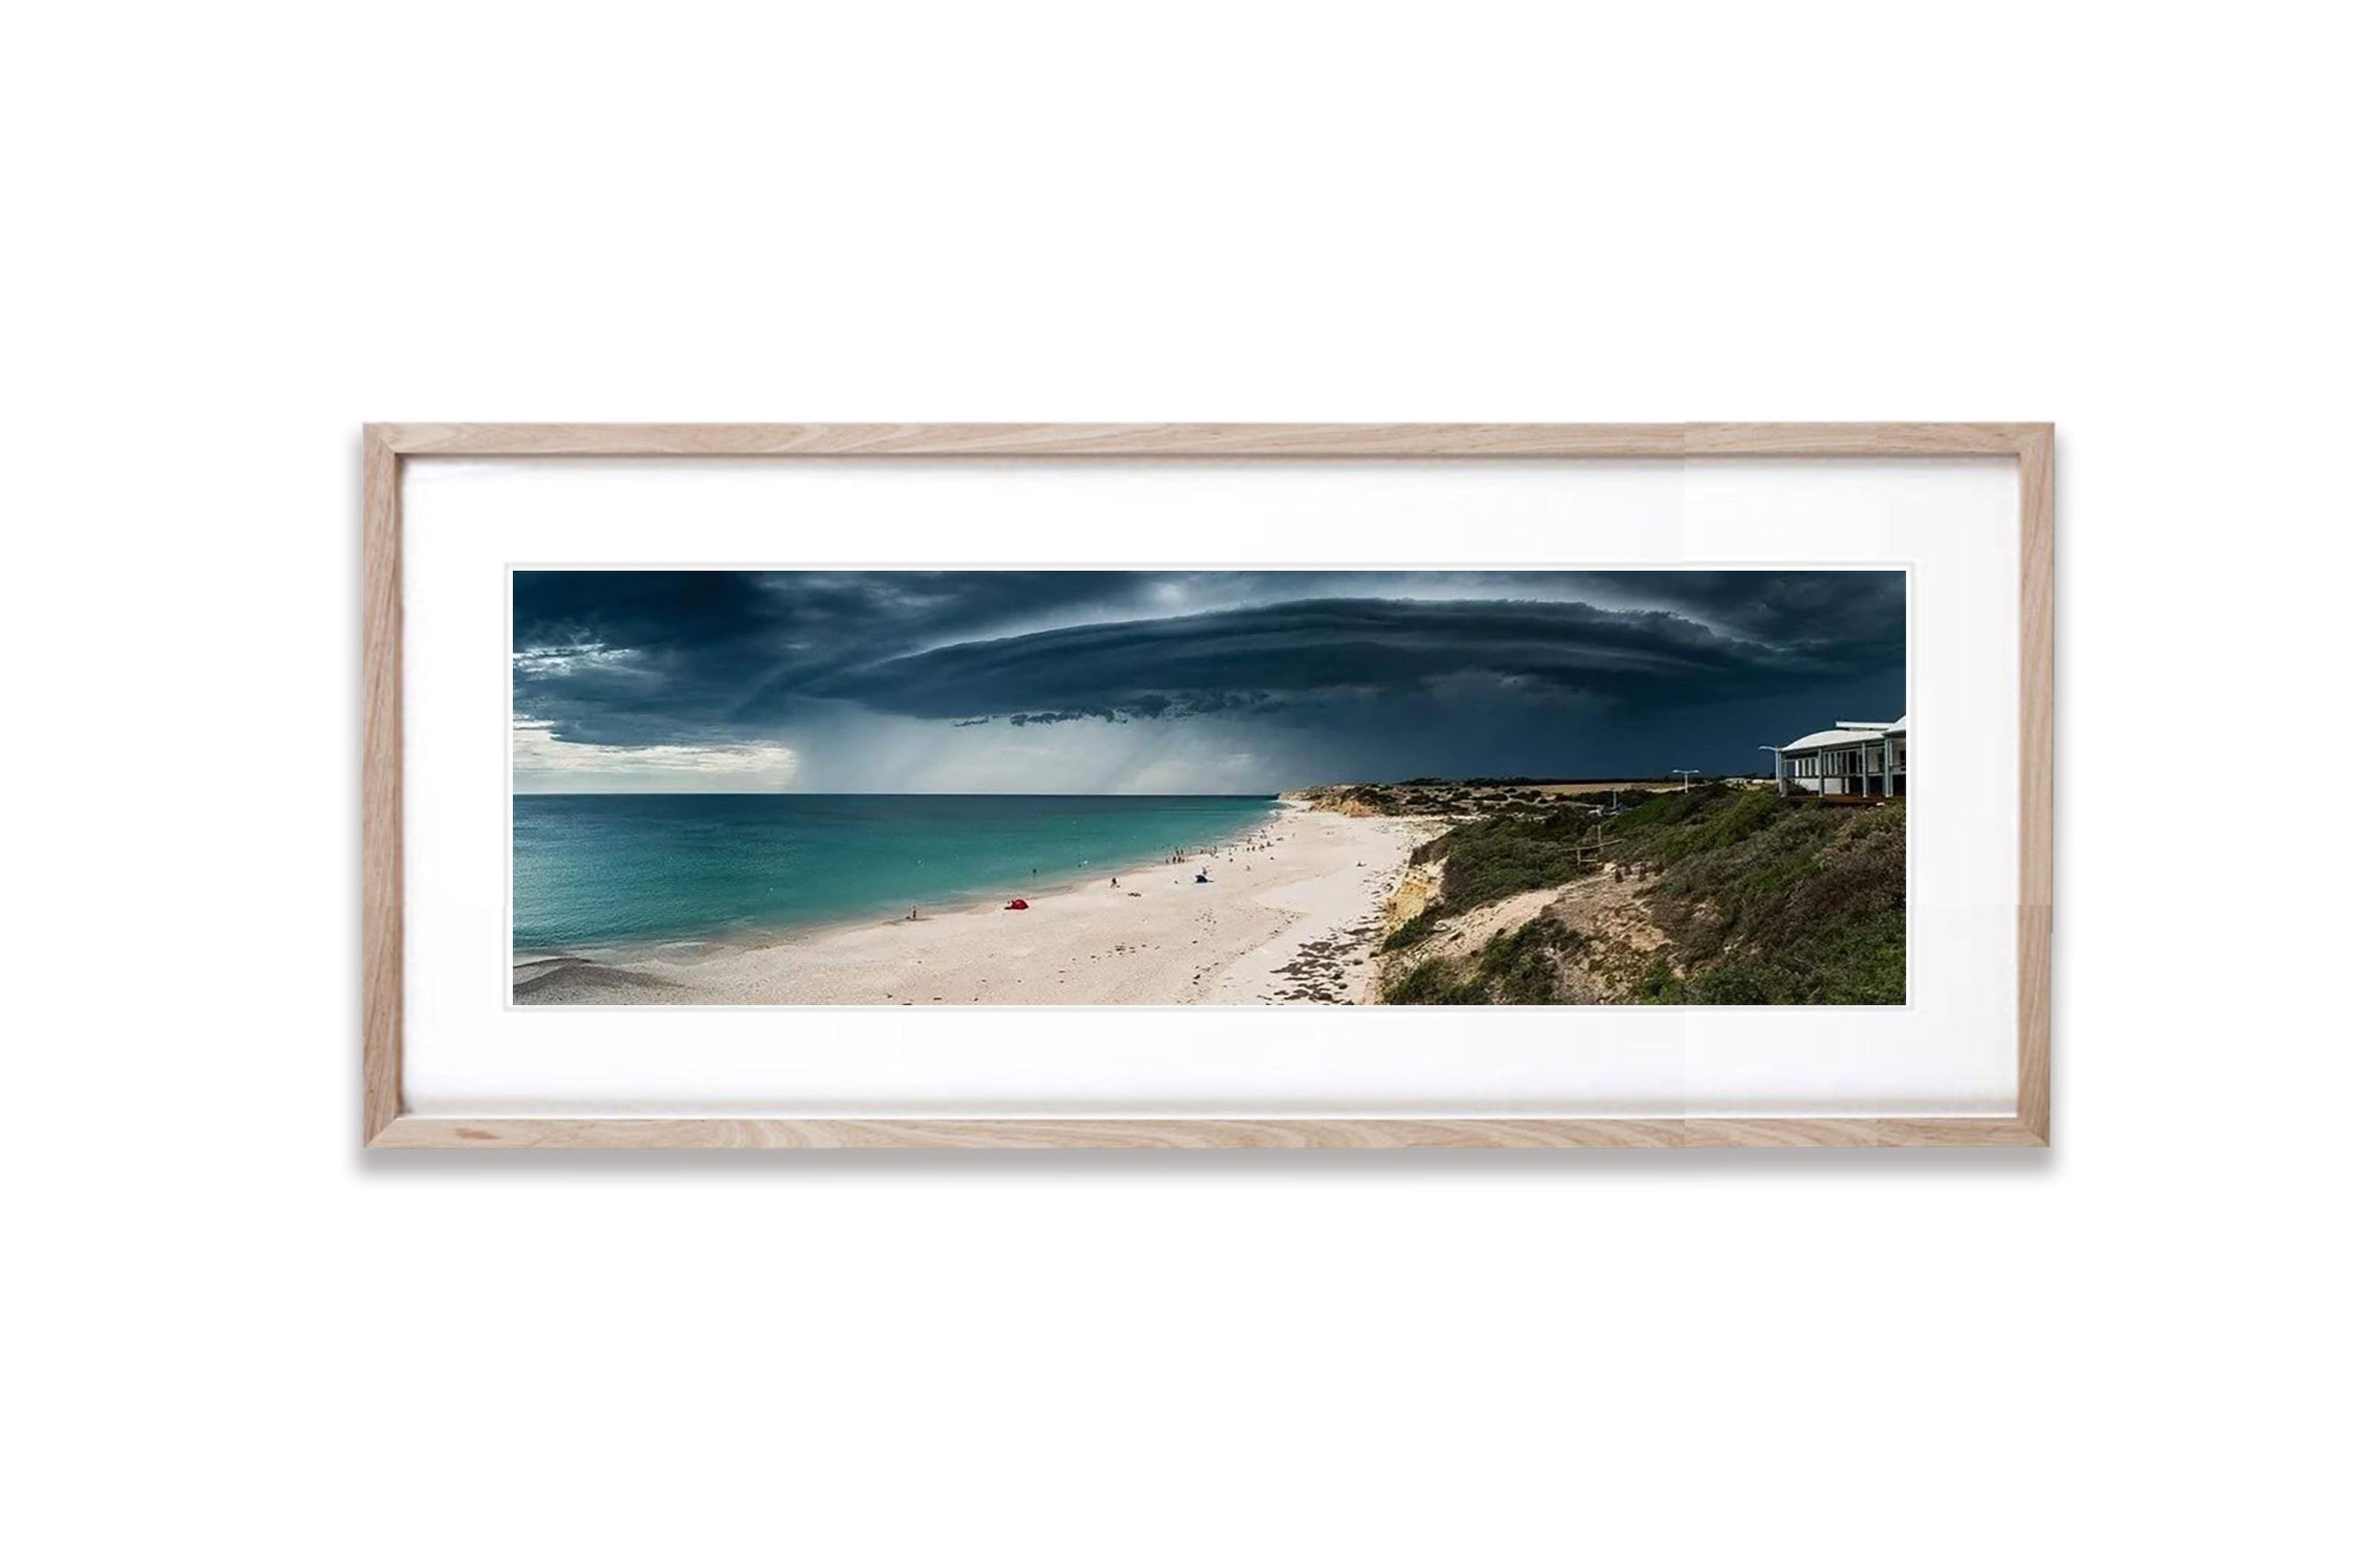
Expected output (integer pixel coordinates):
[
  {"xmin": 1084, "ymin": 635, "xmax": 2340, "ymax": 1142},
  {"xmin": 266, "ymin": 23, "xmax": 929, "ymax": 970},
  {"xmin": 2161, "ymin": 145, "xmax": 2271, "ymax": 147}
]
[
  {"xmin": 1885, "ymin": 715, "xmax": 1907, "ymax": 734},
  {"xmin": 1779, "ymin": 727, "xmax": 1881, "ymax": 751}
]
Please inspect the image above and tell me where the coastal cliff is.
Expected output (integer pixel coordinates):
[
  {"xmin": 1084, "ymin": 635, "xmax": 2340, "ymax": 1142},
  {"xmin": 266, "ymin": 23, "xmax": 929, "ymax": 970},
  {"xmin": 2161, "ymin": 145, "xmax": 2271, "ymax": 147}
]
[{"xmin": 1297, "ymin": 780, "xmax": 1905, "ymax": 1006}]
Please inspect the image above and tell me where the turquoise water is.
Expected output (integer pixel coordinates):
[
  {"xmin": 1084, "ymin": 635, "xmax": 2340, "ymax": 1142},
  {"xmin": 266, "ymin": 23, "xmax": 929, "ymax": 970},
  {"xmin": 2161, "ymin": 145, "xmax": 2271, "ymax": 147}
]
[{"xmin": 512, "ymin": 793, "xmax": 1281, "ymax": 952}]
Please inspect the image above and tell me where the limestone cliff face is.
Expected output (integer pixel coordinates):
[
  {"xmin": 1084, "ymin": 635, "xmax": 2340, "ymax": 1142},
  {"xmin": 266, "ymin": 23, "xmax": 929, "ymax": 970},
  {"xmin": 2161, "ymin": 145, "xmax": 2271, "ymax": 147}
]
[
  {"xmin": 1284, "ymin": 784, "xmax": 1386, "ymax": 817},
  {"xmin": 1382, "ymin": 860, "xmax": 1443, "ymax": 933}
]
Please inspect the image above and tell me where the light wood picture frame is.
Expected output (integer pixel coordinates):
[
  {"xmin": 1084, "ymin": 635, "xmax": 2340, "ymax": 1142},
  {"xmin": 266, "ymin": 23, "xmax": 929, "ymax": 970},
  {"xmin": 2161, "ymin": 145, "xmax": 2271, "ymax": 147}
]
[{"xmin": 363, "ymin": 423, "xmax": 2053, "ymax": 1149}]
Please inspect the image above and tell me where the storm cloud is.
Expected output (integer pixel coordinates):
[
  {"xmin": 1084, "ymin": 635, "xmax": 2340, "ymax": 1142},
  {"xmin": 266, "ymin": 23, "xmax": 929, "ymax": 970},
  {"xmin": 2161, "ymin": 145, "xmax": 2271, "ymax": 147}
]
[
  {"xmin": 798, "ymin": 597, "xmax": 1873, "ymax": 722},
  {"xmin": 512, "ymin": 570, "xmax": 1903, "ymax": 791}
]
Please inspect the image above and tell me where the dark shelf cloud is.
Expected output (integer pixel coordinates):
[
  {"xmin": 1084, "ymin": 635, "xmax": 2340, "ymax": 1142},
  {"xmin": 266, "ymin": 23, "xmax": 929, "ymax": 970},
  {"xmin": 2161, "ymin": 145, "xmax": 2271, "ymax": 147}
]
[{"xmin": 512, "ymin": 570, "xmax": 1903, "ymax": 791}]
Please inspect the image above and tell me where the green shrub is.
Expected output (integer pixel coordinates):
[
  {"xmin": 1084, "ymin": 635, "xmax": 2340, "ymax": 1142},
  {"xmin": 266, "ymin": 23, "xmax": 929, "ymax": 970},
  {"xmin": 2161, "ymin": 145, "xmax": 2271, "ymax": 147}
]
[
  {"xmin": 1414, "ymin": 810, "xmax": 1605, "ymax": 907},
  {"xmin": 1634, "ymin": 957, "xmax": 1685, "ymax": 1004},
  {"xmin": 1385, "ymin": 957, "xmax": 1485, "ymax": 1005},
  {"xmin": 1679, "ymin": 959, "xmax": 1776, "ymax": 1005},
  {"xmin": 1645, "ymin": 800, "xmax": 1907, "ymax": 1005},
  {"xmin": 1484, "ymin": 919, "xmax": 1582, "ymax": 1004},
  {"xmin": 1380, "ymin": 907, "xmax": 1444, "ymax": 952},
  {"xmin": 1382, "ymin": 915, "xmax": 1583, "ymax": 1005}
]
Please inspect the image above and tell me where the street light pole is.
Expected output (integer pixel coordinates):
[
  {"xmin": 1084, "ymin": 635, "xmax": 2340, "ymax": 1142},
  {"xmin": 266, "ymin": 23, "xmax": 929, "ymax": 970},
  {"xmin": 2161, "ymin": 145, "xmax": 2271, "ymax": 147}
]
[{"xmin": 1671, "ymin": 769, "xmax": 1702, "ymax": 792}]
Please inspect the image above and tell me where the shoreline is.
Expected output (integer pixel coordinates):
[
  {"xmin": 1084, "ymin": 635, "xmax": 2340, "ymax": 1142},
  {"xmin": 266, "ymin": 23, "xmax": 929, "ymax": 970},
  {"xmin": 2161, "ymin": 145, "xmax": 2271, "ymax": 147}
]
[
  {"xmin": 515, "ymin": 800, "xmax": 1290, "ymax": 968},
  {"xmin": 514, "ymin": 802, "xmax": 1431, "ymax": 1006}
]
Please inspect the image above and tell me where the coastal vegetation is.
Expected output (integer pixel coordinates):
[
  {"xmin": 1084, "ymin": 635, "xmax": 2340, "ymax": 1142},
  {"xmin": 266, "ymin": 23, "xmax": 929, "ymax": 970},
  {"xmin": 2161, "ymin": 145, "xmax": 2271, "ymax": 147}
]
[
  {"xmin": 1293, "ymin": 779, "xmax": 1652, "ymax": 820},
  {"xmin": 1327, "ymin": 781, "xmax": 1906, "ymax": 1006}
]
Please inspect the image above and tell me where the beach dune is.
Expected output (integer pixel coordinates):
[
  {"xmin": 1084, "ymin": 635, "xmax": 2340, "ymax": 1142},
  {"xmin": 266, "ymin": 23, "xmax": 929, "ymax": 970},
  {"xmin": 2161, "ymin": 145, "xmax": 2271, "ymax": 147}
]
[{"xmin": 514, "ymin": 804, "xmax": 1426, "ymax": 1006}]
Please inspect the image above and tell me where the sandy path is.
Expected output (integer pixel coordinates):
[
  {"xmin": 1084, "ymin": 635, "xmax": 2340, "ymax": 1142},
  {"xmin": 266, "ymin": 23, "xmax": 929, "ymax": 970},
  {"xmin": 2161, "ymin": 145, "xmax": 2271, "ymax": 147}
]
[
  {"xmin": 1412, "ymin": 886, "xmax": 1564, "ymax": 962},
  {"xmin": 514, "ymin": 805, "xmax": 1427, "ymax": 1006}
]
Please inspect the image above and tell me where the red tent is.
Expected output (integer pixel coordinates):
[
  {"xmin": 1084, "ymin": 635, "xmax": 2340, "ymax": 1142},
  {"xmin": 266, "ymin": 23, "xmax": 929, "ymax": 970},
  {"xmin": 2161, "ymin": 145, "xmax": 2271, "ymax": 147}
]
[{"xmin": 1004, "ymin": 898, "xmax": 1029, "ymax": 911}]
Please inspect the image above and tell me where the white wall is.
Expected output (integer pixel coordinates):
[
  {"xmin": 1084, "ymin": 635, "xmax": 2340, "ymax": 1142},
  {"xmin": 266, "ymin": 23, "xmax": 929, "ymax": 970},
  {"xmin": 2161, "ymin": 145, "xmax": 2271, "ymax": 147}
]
[{"xmin": 9, "ymin": 5, "xmax": 2344, "ymax": 1565}]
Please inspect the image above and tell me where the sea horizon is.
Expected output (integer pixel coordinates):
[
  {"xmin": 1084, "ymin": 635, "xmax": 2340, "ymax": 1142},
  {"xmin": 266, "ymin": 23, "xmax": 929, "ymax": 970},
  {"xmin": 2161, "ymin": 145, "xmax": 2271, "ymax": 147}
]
[
  {"xmin": 510, "ymin": 773, "xmax": 1721, "ymax": 799},
  {"xmin": 512, "ymin": 788, "xmax": 1289, "ymax": 799}
]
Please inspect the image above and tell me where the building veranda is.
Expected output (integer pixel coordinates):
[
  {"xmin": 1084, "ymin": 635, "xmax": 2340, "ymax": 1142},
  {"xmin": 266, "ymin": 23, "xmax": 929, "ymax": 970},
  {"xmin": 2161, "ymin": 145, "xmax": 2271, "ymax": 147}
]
[{"xmin": 1769, "ymin": 715, "xmax": 1907, "ymax": 798}]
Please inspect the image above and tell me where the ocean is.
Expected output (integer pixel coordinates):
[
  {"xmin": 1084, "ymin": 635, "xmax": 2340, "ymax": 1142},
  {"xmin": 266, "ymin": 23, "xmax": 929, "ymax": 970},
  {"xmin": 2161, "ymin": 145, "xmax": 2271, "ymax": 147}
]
[{"xmin": 512, "ymin": 793, "xmax": 1284, "ymax": 953}]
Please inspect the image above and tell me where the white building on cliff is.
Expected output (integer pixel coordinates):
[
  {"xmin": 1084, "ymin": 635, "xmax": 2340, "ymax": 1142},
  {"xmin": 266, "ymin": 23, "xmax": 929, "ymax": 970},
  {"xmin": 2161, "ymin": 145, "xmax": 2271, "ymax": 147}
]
[{"xmin": 1770, "ymin": 715, "xmax": 1907, "ymax": 797}]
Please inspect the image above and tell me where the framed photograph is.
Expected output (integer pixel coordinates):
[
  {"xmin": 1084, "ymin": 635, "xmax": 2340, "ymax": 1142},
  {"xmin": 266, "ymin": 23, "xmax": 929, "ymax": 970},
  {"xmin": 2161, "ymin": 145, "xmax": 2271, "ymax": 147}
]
[{"xmin": 364, "ymin": 424, "xmax": 2052, "ymax": 1148}]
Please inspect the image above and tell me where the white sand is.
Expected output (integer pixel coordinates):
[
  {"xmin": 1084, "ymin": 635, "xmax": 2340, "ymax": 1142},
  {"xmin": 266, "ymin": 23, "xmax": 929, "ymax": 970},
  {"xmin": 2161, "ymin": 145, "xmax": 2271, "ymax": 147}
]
[{"xmin": 513, "ymin": 803, "xmax": 1431, "ymax": 1006}]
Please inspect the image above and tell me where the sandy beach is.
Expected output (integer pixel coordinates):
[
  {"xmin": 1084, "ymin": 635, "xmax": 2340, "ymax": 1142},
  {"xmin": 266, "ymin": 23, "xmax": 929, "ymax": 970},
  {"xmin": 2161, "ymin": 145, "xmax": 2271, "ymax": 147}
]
[{"xmin": 514, "ymin": 803, "xmax": 1430, "ymax": 1006}]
